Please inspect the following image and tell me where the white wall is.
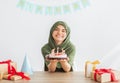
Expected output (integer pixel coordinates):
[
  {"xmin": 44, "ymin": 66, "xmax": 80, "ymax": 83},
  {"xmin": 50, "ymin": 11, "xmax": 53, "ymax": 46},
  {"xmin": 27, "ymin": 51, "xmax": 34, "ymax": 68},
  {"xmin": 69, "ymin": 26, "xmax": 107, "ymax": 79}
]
[{"xmin": 0, "ymin": 0, "xmax": 120, "ymax": 71}]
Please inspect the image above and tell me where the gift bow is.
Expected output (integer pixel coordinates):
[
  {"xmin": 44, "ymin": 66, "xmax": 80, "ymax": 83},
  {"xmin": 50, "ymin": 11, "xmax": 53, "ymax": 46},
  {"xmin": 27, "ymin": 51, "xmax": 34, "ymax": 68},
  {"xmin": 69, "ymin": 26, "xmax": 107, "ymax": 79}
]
[
  {"xmin": 85, "ymin": 60, "xmax": 100, "ymax": 71},
  {"xmin": 0, "ymin": 60, "xmax": 30, "ymax": 80},
  {"xmin": 94, "ymin": 69, "xmax": 118, "ymax": 82},
  {"xmin": 8, "ymin": 66, "xmax": 30, "ymax": 80}
]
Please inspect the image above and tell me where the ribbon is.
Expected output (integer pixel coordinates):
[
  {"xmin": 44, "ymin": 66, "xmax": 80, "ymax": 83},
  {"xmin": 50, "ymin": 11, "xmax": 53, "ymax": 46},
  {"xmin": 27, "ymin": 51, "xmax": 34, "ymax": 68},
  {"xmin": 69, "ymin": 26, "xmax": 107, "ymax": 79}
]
[
  {"xmin": 94, "ymin": 69, "xmax": 118, "ymax": 82},
  {"xmin": 7, "ymin": 66, "xmax": 30, "ymax": 80},
  {"xmin": 0, "ymin": 60, "xmax": 30, "ymax": 80},
  {"xmin": 85, "ymin": 60, "xmax": 100, "ymax": 71},
  {"xmin": 7, "ymin": 74, "xmax": 14, "ymax": 80},
  {"xmin": 85, "ymin": 60, "xmax": 100, "ymax": 77},
  {"xmin": 0, "ymin": 60, "xmax": 12, "ymax": 74}
]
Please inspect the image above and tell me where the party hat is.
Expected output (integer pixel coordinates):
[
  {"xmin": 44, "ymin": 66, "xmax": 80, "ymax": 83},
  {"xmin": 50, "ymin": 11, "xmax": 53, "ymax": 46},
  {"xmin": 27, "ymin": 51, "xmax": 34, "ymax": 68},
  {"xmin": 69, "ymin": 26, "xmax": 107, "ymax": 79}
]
[{"xmin": 21, "ymin": 54, "xmax": 33, "ymax": 75}]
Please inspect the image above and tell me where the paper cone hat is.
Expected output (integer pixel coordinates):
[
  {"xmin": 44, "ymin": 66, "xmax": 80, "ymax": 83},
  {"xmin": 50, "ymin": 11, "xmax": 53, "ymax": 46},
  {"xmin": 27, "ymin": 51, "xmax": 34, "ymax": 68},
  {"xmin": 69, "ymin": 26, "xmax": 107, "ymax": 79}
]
[{"xmin": 21, "ymin": 55, "xmax": 33, "ymax": 75}]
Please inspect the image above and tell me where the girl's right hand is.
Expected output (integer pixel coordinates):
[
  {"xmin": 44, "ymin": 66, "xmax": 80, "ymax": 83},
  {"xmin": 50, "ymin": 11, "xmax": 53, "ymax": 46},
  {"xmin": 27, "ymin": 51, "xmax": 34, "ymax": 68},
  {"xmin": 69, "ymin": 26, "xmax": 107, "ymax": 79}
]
[{"xmin": 50, "ymin": 59, "xmax": 58, "ymax": 64}]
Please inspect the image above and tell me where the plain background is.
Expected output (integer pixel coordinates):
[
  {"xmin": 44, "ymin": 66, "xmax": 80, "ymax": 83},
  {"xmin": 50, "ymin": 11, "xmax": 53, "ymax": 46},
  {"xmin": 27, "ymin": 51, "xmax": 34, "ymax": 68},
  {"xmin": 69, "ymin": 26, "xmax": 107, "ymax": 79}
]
[{"xmin": 0, "ymin": 0, "xmax": 120, "ymax": 71}]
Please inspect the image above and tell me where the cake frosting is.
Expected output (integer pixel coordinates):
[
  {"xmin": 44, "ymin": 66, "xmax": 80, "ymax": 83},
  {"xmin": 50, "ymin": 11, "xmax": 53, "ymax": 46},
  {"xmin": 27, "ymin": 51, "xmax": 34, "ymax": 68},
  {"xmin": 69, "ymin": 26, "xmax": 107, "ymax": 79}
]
[
  {"xmin": 47, "ymin": 47, "xmax": 67, "ymax": 59},
  {"xmin": 48, "ymin": 53, "xmax": 67, "ymax": 58}
]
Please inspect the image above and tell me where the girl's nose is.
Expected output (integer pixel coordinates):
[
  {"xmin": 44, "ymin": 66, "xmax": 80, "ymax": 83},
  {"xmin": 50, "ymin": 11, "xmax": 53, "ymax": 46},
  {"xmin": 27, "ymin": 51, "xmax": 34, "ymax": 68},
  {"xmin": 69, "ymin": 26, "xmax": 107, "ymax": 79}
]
[{"xmin": 57, "ymin": 30, "xmax": 62, "ymax": 34}]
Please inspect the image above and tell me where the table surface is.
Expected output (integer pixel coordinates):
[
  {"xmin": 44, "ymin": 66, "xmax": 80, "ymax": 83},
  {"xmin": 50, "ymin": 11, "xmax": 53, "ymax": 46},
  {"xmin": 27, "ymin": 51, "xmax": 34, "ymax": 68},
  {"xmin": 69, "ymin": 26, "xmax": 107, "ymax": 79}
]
[{"xmin": 0, "ymin": 71, "xmax": 119, "ymax": 83}]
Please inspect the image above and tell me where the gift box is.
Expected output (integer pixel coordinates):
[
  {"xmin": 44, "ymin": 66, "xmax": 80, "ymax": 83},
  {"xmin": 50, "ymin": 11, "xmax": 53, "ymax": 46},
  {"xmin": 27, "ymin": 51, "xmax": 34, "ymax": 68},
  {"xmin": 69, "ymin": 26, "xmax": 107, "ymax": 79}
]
[
  {"xmin": 3, "ymin": 66, "xmax": 30, "ymax": 81},
  {"xmin": 85, "ymin": 60, "xmax": 100, "ymax": 78},
  {"xmin": 0, "ymin": 72, "xmax": 4, "ymax": 80},
  {"xmin": 0, "ymin": 60, "xmax": 17, "ymax": 75},
  {"xmin": 0, "ymin": 60, "xmax": 30, "ymax": 81},
  {"xmin": 3, "ymin": 74, "xmax": 22, "ymax": 81},
  {"xmin": 91, "ymin": 70, "xmax": 111, "ymax": 82},
  {"xmin": 112, "ymin": 70, "xmax": 120, "ymax": 80},
  {"xmin": 91, "ymin": 69, "xmax": 120, "ymax": 83}
]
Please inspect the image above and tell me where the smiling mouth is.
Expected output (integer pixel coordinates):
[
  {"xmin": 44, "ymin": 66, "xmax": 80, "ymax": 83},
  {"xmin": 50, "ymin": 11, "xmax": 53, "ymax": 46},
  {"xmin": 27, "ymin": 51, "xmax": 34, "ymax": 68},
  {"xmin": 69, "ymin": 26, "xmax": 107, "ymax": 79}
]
[{"xmin": 56, "ymin": 35, "xmax": 63, "ymax": 38}]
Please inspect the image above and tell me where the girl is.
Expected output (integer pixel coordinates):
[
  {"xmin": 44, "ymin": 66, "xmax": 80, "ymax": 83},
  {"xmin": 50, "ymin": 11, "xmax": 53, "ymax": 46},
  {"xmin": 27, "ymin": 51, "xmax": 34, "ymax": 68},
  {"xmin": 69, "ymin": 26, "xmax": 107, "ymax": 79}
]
[{"xmin": 41, "ymin": 21, "xmax": 75, "ymax": 72}]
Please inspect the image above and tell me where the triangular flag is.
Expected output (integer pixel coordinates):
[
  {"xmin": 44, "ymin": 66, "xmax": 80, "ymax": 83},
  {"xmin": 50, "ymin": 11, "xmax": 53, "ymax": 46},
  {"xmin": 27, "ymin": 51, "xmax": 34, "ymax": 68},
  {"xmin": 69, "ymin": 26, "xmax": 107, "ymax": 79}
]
[{"xmin": 21, "ymin": 54, "xmax": 33, "ymax": 75}]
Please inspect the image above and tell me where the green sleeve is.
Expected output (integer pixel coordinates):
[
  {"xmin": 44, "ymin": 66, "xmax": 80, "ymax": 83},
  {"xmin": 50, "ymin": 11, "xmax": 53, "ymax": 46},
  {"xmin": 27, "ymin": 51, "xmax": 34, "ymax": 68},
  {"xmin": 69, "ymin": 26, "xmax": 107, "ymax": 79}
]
[
  {"xmin": 41, "ymin": 44, "xmax": 51, "ymax": 66},
  {"xmin": 67, "ymin": 45, "xmax": 76, "ymax": 66}
]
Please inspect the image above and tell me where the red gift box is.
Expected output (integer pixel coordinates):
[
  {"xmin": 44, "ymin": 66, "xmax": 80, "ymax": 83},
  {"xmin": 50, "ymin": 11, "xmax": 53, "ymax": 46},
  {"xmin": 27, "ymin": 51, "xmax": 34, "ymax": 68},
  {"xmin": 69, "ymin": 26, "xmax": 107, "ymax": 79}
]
[
  {"xmin": 85, "ymin": 60, "xmax": 100, "ymax": 78},
  {"xmin": 0, "ymin": 60, "xmax": 17, "ymax": 75},
  {"xmin": 0, "ymin": 60, "xmax": 30, "ymax": 81},
  {"xmin": 3, "ymin": 74, "xmax": 22, "ymax": 81},
  {"xmin": 91, "ymin": 68, "xmax": 119, "ymax": 83}
]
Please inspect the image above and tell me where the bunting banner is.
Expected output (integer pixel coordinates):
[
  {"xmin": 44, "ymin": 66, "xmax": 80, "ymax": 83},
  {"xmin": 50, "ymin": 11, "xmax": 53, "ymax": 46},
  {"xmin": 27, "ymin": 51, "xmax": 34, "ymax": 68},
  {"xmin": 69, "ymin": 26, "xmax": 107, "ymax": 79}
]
[{"xmin": 17, "ymin": 0, "xmax": 90, "ymax": 15}]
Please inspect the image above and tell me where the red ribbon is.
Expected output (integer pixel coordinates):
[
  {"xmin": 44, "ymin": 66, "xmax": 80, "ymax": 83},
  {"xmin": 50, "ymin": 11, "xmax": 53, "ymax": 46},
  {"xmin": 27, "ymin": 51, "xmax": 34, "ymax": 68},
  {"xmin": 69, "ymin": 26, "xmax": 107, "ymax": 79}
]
[
  {"xmin": 0, "ymin": 60, "xmax": 30, "ymax": 80},
  {"xmin": 8, "ymin": 74, "xmax": 14, "ymax": 80},
  {"xmin": 0, "ymin": 60, "xmax": 12, "ymax": 74},
  {"xmin": 94, "ymin": 68, "xmax": 118, "ymax": 82},
  {"xmin": 7, "ymin": 66, "xmax": 30, "ymax": 80}
]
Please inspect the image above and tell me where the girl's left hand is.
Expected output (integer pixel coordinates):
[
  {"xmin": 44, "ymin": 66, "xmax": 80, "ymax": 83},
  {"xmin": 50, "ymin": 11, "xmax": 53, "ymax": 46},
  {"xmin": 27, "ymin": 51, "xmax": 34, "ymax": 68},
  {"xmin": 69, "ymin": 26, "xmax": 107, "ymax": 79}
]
[{"xmin": 59, "ymin": 57, "xmax": 69, "ymax": 62}]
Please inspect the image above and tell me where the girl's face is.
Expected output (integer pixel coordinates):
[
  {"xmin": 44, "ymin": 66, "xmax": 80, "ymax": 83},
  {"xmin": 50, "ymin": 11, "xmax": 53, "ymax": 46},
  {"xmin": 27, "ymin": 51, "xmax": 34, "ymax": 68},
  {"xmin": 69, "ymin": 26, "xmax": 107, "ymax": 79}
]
[{"xmin": 52, "ymin": 25, "xmax": 67, "ymax": 45}]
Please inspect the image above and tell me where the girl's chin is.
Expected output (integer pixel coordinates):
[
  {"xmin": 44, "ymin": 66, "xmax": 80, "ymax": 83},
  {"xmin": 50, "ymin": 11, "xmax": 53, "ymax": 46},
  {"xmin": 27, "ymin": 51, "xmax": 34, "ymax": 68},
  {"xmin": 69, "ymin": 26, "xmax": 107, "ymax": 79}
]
[{"xmin": 56, "ymin": 40, "xmax": 63, "ymax": 42}]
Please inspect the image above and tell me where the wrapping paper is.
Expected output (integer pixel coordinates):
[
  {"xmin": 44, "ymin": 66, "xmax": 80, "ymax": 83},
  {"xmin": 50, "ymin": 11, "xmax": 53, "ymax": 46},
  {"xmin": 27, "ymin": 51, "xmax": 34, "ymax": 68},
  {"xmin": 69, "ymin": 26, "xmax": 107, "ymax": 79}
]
[
  {"xmin": 0, "ymin": 60, "xmax": 30, "ymax": 81},
  {"xmin": 91, "ymin": 69, "xmax": 120, "ymax": 83},
  {"xmin": 112, "ymin": 70, "xmax": 120, "ymax": 80},
  {"xmin": 9, "ymin": 66, "xmax": 30, "ymax": 80},
  {"xmin": 91, "ymin": 71, "xmax": 111, "ymax": 82},
  {"xmin": 85, "ymin": 60, "xmax": 100, "ymax": 77},
  {"xmin": 0, "ymin": 72, "xmax": 4, "ymax": 80},
  {"xmin": 3, "ymin": 74, "xmax": 22, "ymax": 81},
  {"xmin": 0, "ymin": 60, "xmax": 17, "ymax": 75}
]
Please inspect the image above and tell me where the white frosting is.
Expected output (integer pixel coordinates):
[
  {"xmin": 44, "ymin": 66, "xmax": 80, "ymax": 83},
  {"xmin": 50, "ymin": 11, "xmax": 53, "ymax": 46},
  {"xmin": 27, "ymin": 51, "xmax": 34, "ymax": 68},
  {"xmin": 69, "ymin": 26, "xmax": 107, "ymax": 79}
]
[{"xmin": 49, "ymin": 54, "xmax": 67, "ymax": 58}]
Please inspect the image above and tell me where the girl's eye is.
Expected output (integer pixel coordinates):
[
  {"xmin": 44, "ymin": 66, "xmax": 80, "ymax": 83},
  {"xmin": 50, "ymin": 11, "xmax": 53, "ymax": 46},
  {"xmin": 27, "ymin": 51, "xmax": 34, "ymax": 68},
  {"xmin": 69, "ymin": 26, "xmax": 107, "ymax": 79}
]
[
  {"xmin": 62, "ymin": 29, "xmax": 66, "ymax": 33},
  {"xmin": 54, "ymin": 28, "xmax": 59, "ymax": 31},
  {"xmin": 54, "ymin": 28, "xmax": 66, "ymax": 33}
]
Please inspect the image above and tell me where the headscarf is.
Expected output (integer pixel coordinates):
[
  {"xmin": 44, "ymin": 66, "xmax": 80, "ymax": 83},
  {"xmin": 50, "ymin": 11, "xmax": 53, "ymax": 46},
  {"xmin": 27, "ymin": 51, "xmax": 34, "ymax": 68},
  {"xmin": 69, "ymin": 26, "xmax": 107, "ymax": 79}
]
[{"xmin": 41, "ymin": 21, "xmax": 75, "ymax": 68}]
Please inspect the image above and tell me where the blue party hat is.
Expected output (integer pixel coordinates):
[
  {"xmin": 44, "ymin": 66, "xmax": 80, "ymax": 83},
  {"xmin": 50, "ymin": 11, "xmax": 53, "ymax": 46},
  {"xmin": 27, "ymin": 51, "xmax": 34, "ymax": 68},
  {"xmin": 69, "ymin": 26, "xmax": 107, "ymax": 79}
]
[{"xmin": 21, "ymin": 54, "xmax": 33, "ymax": 75}]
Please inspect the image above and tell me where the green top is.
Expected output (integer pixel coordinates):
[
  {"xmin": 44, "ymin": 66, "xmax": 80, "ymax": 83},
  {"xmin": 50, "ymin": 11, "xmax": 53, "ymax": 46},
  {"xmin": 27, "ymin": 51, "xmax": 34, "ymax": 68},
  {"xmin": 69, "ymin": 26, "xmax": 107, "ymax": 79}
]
[{"xmin": 41, "ymin": 21, "xmax": 76, "ymax": 68}]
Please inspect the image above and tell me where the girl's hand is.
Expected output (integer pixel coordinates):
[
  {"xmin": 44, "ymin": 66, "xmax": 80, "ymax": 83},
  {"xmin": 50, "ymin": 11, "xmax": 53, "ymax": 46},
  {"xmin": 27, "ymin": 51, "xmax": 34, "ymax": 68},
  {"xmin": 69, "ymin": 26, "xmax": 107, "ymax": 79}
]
[
  {"xmin": 51, "ymin": 49, "xmax": 55, "ymax": 54},
  {"xmin": 45, "ymin": 55, "xmax": 50, "ymax": 61},
  {"xmin": 50, "ymin": 59, "xmax": 58, "ymax": 64},
  {"xmin": 59, "ymin": 57, "xmax": 69, "ymax": 62}
]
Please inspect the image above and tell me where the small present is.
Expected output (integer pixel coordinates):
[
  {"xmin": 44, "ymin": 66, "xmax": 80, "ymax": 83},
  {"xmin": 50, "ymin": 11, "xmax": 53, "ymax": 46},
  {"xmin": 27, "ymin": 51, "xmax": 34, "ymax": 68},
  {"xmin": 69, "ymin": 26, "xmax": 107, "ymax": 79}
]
[
  {"xmin": 85, "ymin": 60, "xmax": 100, "ymax": 77},
  {"xmin": 91, "ymin": 70, "xmax": 111, "ymax": 82},
  {"xmin": 0, "ymin": 60, "xmax": 30, "ymax": 81},
  {"xmin": 3, "ymin": 74, "xmax": 22, "ymax": 81},
  {"xmin": 9, "ymin": 66, "xmax": 30, "ymax": 80},
  {"xmin": 0, "ymin": 60, "xmax": 17, "ymax": 75},
  {"xmin": 3, "ymin": 66, "xmax": 30, "ymax": 81},
  {"xmin": 91, "ymin": 68, "xmax": 119, "ymax": 83}
]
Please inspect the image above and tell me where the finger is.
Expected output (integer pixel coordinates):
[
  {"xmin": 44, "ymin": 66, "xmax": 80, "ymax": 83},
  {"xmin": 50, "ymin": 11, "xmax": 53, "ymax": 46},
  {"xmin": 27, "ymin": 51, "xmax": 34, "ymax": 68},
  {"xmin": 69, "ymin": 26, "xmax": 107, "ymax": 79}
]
[{"xmin": 67, "ymin": 57, "xmax": 69, "ymax": 61}]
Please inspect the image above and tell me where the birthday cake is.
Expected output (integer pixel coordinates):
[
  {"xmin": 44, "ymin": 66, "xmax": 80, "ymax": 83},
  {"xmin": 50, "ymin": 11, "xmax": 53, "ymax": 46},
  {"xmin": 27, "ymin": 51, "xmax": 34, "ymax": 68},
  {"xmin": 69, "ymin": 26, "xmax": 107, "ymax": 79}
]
[
  {"xmin": 48, "ymin": 53, "xmax": 67, "ymax": 59},
  {"xmin": 47, "ymin": 47, "xmax": 67, "ymax": 59}
]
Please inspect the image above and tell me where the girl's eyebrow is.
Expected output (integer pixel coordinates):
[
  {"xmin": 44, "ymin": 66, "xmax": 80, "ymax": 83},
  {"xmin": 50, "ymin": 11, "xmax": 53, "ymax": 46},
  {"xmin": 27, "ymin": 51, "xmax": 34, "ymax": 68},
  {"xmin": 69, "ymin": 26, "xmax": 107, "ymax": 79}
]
[{"xmin": 63, "ymin": 28, "xmax": 67, "ymax": 31}]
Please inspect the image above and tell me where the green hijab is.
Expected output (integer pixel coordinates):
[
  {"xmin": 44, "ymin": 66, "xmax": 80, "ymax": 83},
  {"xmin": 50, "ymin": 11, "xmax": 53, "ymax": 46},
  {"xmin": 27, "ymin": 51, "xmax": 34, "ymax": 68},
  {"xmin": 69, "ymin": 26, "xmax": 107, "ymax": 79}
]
[{"xmin": 41, "ymin": 21, "xmax": 75, "ymax": 68}]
